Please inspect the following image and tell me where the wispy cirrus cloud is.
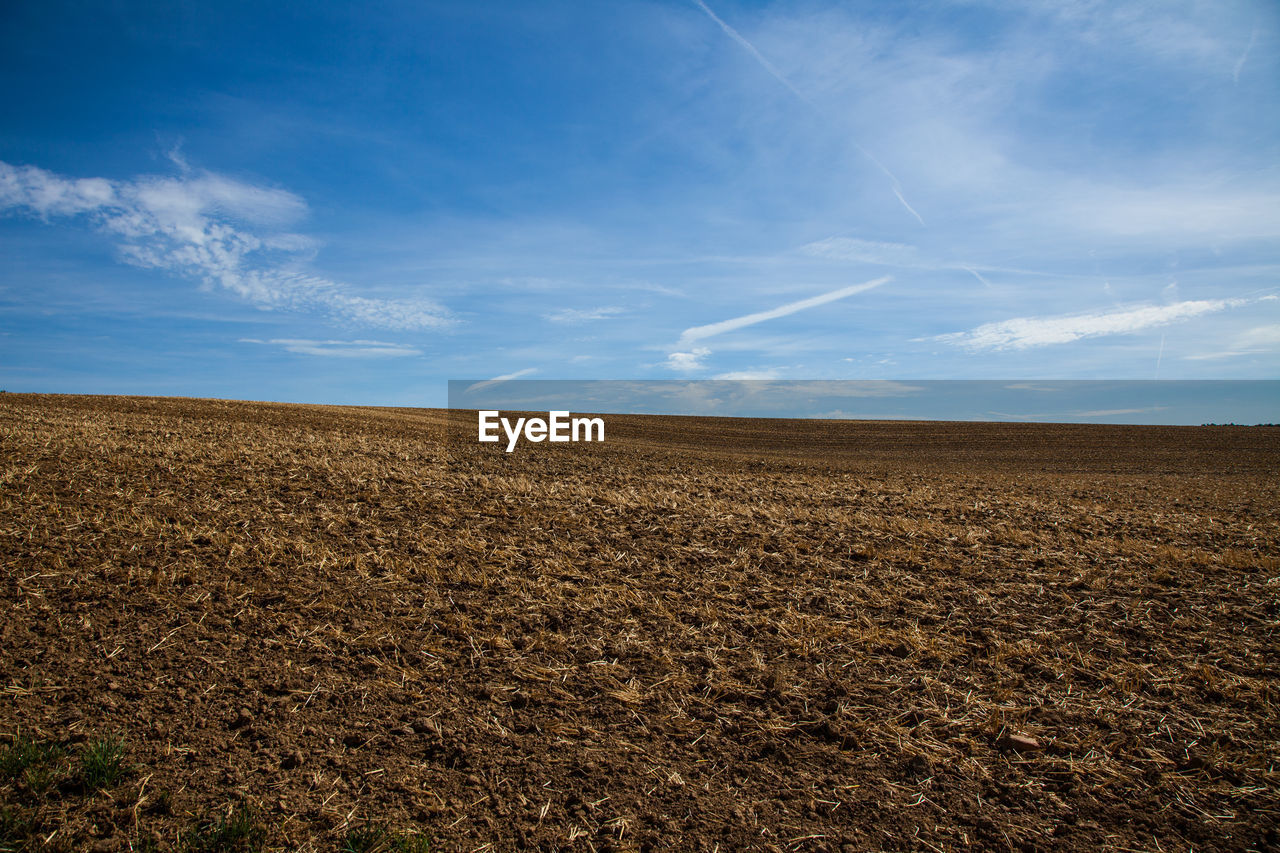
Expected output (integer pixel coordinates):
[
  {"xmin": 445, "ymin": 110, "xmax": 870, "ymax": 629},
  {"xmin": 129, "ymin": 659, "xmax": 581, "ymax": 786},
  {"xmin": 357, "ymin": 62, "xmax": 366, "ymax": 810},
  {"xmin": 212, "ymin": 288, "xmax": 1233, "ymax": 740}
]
[
  {"xmin": 1046, "ymin": 183, "xmax": 1280, "ymax": 242},
  {"xmin": 799, "ymin": 237, "xmax": 1076, "ymax": 284},
  {"xmin": 0, "ymin": 160, "xmax": 449, "ymax": 330},
  {"xmin": 1183, "ymin": 322, "xmax": 1280, "ymax": 360},
  {"xmin": 934, "ymin": 298, "xmax": 1251, "ymax": 351},
  {"xmin": 801, "ymin": 237, "xmax": 921, "ymax": 267},
  {"xmin": 543, "ymin": 306, "xmax": 625, "ymax": 323},
  {"xmin": 240, "ymin": 338, "xmax": 422, "ymax": 357}
]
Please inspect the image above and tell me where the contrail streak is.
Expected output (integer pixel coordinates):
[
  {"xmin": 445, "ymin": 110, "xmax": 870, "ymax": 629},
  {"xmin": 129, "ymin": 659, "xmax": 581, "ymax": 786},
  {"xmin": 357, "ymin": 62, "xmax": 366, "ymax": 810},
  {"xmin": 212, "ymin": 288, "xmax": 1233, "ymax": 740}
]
[
  {"xmin": 692, "ymin": 0, "xmax": 924, "ymax": 225},
  {"xmin": 890, "ymin": 185, "xmax": 925, "ymax": 226},
  {"xmin": 677, "ymin": 276, "xmax": 890, "ymax": 348},
  {"xmin": 692, "ymin": 0, "xmax": 814, "ymax": 107},
  {"xmin": 853, "ymin": 144, "xmax": 925, "ymax": 225},
  {"xmin": 960, "ymin": 266, "xmax": 993, "ymax": 288},
  {"xmin": 1234, "ymin": 26, "xmax": 1257, "ymax": 84},
  {"xmin": 465, "ymin": 368, "xmax": 538, "ymax": 394}
]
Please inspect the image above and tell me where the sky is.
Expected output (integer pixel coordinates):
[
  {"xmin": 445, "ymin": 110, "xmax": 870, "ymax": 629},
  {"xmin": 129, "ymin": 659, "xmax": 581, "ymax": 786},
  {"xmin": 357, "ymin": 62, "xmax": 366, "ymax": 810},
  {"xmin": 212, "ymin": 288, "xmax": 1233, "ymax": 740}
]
[
  {"xmin": 1, "ymin": 0, "xmax": 1278, "ymax": 411},
  {"xmin": 450, "ymin": 380, "xmax": 1280, "ymax": 425}
]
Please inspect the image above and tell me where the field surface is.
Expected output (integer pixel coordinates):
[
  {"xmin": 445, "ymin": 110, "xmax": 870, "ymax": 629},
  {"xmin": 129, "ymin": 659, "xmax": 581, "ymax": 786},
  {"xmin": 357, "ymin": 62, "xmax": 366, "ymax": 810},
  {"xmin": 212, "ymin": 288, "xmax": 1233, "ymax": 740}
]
[{"xmin": 2, "ymin": 394, "xmax": 1279, "ymax": 852}]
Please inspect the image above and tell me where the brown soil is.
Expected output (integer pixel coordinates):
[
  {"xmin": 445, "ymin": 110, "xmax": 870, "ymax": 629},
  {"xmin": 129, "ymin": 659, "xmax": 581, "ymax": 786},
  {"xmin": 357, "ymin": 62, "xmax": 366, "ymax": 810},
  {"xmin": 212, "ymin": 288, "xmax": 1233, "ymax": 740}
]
[{"xmin": 2, "ymin": 393, "xmax": 1278, "ymax": 852}]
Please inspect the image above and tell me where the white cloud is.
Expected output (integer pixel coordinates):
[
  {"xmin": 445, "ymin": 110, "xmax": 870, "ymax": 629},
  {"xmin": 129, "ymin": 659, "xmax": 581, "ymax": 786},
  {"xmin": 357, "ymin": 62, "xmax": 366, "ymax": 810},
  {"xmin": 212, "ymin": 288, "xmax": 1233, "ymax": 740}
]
[
  {"xmin": 543, "ymin": 306, "xmax": 625, "ymax": 323},
  {"xmin": 0, "ymin": 162, "xmax": 116, "ymax": 216},
  {"xmin": 1184, "ymin": 323, "xmax": 1280, "ymax": 360},
  {"xmin": 676, "ymin": 277, "xmax": 889, "ymax": 349},
  {"xmin": 1020, "ymin": 0, "xmax": 1249, "ymax": 70},
  {"xmin": 0, "ymin": 160, "xmax": 449, "ymax": 330},
  {"xmin": 987, "ymin": 406, "xmax": 1169, "ymax": 420},
  {"xmin": 665, "ymin": 347, "xmax": 711, "ymax": 372},
  {"xmin": 1075, "ymin": 407, "xmax": 1169, "ymax": 418},
  {"xmin": 1237, "ymin": 324, "xmax": 1280, "ymax": 349},
  {"xmin": 806, "ymin": 410, "xmax": 906, "ymax": 420},
  {"xmin": 239, "ymin": 338, "xmax": 422, "ymax": 357},
  {"xmin": 935, "ymin": 298, "xmax": 1249, "ymax": 351},
  {"xmin": 784, "ymin": 379, "xmax": 925, "ymax": 397},
  {"xmin": 712, "ymin": 369, "xmax": 783, "ymax": 379},
  {"xmin": 1182, "ymin": 351, "xmax": 1249, "ymax": 361},
  {"xmin": 130, "ymin": 172, "xmax": 307, "ymax": 230},
  {"xmin": 1050, "ymin": 183, "xmax": 1280, "ymax": 242}
]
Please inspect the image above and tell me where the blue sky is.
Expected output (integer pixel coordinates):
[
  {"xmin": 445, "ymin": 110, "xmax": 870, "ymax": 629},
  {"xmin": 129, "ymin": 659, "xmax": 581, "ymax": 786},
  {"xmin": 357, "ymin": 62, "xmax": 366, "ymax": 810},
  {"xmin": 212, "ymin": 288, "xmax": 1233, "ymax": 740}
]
[{"xmin": 2, "ymin": 0, "xmax": 1278, "ymax": 409}]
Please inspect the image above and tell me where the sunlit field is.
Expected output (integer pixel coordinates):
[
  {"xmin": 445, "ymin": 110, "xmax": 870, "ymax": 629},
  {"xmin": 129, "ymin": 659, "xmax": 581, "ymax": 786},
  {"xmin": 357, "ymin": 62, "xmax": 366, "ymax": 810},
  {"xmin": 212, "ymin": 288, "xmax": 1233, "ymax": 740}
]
[{"xmin": 2, "ymin": 394, "xmax": 1278, "ymax": 852}]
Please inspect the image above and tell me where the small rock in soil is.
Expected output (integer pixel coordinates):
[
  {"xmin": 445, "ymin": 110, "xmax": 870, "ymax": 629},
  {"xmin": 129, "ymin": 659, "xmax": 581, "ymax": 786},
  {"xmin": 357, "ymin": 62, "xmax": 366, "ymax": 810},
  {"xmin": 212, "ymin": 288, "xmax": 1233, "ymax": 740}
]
[{"xmin": 1001, "ymin": 733, "xmax": 1042, "ymax": 752}]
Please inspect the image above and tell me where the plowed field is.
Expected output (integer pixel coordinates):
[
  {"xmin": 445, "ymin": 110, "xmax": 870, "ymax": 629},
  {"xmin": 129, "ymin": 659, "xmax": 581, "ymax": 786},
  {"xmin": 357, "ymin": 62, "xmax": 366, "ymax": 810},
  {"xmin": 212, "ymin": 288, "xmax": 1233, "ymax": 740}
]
[{"xmin": 2, "ymin": 394, "xmax": 1278, "ymax": 852}]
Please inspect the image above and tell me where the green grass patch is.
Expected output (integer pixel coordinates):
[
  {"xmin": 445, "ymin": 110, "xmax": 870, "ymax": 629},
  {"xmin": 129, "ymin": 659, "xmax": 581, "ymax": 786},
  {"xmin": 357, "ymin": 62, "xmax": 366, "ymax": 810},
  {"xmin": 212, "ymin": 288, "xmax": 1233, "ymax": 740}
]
[
  {"xmin": 77, "ymin": 733, "xmax": 127, "ymax": 790},
  {"xmin": 339, "ymin": 824, "xmax": 430, "ymax": 853},
  {"xmin": 0, "ymin": 734, "xmax": 62, "ymax": 783},
  {"xmin": 3, "ymin": 732, "xmax": 435, "ymax": 853},
  {"xmin": 0, "ymin": 806, "xmax": 34, "ymax": 853},
  {"xmin": 181, "ymin": 803, "xmax": 266, "ymax": 853}
]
